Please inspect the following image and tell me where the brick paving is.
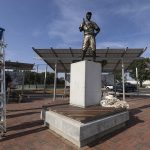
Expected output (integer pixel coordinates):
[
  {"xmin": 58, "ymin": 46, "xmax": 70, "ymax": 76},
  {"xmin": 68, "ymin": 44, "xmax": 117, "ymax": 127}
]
[{"xmin": 0, "ymin": 96, "xmax": 150, "ymax": 150}]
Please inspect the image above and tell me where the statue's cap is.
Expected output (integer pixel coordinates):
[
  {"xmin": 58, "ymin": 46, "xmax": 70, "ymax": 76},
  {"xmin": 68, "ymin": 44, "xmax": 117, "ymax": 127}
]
[
  {"xmin": 0, "ymin": 27, "xmax": 5, "ymax": 31},
  {"xmin": 86, "ymin": 12, "xmax": 92, "ymax": 16}
]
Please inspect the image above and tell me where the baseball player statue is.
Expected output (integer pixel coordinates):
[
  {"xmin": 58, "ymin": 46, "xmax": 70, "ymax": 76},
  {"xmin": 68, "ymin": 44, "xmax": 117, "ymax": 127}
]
[{"xmin": 79, "ymin": 12, "xmax": 100, "ymax": 61}]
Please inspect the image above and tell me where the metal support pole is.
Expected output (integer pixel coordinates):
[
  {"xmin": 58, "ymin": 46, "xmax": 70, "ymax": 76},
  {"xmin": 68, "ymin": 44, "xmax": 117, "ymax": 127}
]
[
  {"xmin": 114, "ymin": 73, "xmax": 117, "ymax": 97},
  {"xmin": 21, "ymin": 70, "xmax": 25, "ymax": 95},
  {"xmin": 44, "ymin": 65, "xmax": 48, "ymax": 93},
  {"xmin": 136, "ymin": 67, "xmax": 139, "ymax": 94},
  {"xmin": 122, "ymin": 59, "xmax": 125, "ymax": 101},
  {"xmin": 28, "ymin": 71, "xmax": 31, "ymax": 89},
  {"xmin": 36, "ymin": 65, "xmax": 38, "ymax": 89},
  {"xmin": 0, "ymin": 28, "xmax": 7, "ymax": 135},
  {"xmin": 53, "ymin": 63, "xmax": 57, "ymax": 101},
  {"xmin": 64, "ymin": 73, "xmax": 67, "ymax": 96}
]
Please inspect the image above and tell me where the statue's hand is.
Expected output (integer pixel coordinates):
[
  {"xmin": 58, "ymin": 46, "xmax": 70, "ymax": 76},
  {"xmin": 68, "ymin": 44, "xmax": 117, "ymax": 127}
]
[{"xmin": 79, "ymin": 27, "xmax": 83, "ymax": 32}]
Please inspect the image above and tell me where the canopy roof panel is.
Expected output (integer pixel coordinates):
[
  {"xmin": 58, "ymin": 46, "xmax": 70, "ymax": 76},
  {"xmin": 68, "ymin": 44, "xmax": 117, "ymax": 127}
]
[
  {"xmin": 33, "ymin": 47, "xmax": 146, "ymax": 73},
  {"xmin": 5, "ymin": 61, "xmax": 34, "ymax": 70}
]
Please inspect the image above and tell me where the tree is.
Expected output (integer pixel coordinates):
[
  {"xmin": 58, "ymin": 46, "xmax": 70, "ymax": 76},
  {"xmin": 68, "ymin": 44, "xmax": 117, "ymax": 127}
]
[
  {"xmin": 129, "ymin": 58, "xmax": 150, "ymax": 87},
  {"xmin": 24, "ymin": 71, "xmax": 64, "ymax": 85},
  {"xmin": 114, "ymin": 71, "xmax": 122, "ymax": 83}
]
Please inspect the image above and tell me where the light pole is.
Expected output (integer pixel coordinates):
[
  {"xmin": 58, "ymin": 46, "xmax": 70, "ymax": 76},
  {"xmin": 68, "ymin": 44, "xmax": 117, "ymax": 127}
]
[{"xmin": 122, "ymin": 59, "xmax": 125, "ymax": 101}]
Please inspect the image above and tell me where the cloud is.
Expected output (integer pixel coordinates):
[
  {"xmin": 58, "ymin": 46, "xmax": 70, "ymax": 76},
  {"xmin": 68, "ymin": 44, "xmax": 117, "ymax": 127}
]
[
  {"xmin": 114, "ymin": 1, "xmax": 150, "ymax": 15},
  {"xmin": 47, "ymin": 0, "xmax": 150, "ymax": 52},
  {"xmin": 48, "ymin": 19, "xmax": 80, "ymax": 44},
  {"xmin": 113, "ymin": 1, "xmax": 150, "ymax": 32},
  {"xmin": 143, "ymin": 49, "xmax": 150, "ymax": 58},
  {"xmin": 47, "ymin": 0, "xmax": 82, "ymax": 46},
  {"xmin": 47, "ymin": 0, "xmax": 102, "ymax": 47}
]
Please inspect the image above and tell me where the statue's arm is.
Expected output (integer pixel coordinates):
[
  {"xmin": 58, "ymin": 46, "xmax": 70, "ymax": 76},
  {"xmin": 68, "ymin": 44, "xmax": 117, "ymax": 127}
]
[
  {"xmin": 79, "ymin": 26, "xmax": 83, "ymax": 32},
  {"xmin": 94, "ymin": 22, "xmax": 100, "ymax": 37},
  {"xmin": 95, "ymin": 27, "xmax": 100, "ymax": 36},
  {"xmin": 79, "ymin": 18, "xmax": 85, "ymax": 32}
]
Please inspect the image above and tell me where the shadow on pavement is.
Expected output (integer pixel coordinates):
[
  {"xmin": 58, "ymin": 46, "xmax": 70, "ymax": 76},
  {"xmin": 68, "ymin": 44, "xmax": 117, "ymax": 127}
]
[
  {"xmin": 87, "ymin": 108, "xmax": 144, "ymax": 148},
  {"xmin": 1, "ymin": 126, "xmax": 47, "ymax": 141},
  {"xmin": 7, "ymin": 120, "xmax": 44, "ymax": 131}
]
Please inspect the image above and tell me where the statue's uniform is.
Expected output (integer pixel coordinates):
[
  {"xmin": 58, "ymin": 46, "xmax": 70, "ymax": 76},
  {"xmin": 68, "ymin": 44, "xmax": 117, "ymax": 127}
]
[{"xmin": 80, "ymin": 20, "xmax": 99, "ymax": 52}]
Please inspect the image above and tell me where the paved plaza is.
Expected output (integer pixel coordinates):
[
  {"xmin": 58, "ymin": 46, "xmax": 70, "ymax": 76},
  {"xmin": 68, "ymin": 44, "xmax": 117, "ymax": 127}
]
[{"xmin": 0, "ymin": 96, "xmax": 150, "ymax": 150}]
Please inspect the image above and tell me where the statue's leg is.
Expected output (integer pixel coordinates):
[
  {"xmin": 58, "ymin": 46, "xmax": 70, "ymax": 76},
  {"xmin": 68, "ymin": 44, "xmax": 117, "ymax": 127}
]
[
  {"xmin": 81, "ymin": 50, "xmax": 86, "ymax": 60},
  {"xmin": 81, "ymin": 35, "xmax": 89, "ymax": 60},
  {"xmin": 92, "ymin": 51, "xmax": 96, "ymax": 62},
  {"xmin": 90, "ymin": 36, "xmax": 96, "ymax": 61}
]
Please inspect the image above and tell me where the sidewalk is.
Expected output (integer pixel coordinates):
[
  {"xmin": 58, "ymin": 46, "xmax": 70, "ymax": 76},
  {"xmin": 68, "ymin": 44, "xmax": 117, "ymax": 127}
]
[{"xmin": 0, "ymin": 96, "xmax": 150, "ymax": 150}]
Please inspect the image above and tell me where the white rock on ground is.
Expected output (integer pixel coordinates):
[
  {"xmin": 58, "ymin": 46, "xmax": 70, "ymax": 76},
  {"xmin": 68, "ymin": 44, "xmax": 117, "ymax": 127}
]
[{"xmin": 100, "ymin": 94, "xmax": 129, "ymax": 109}]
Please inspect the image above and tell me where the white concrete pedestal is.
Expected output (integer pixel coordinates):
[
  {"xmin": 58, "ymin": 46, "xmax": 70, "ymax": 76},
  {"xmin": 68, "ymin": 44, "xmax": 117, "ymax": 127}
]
[
  {"xmin": 70, "ymin": 60, "xmax": 102, "ymax": 107},
  {"xmin": 42, "ymin": 108, "xmax": 129, "ymax": 147},
  {"xmin": 40, "ymin": 61, "xmax": 130, "ymax": 148}
]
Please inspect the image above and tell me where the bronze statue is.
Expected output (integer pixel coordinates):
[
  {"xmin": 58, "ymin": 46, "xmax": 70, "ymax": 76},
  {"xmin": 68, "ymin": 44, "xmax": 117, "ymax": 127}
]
[{"xmin": 79, "ymin": 12, "xmax": 100, "ymax": 61}]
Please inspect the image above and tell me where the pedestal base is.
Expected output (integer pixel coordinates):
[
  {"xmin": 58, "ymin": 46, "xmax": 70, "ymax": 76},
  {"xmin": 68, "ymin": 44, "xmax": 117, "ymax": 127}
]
[{"xmin": 41, "ymin": 104, "xmax": 129, "ymax": 147}]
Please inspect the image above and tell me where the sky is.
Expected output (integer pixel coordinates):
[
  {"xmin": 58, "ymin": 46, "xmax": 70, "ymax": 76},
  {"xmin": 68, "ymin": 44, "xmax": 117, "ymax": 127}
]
[{"xmin": 0, "ymin": 0, "xmax": 150, "ymax": 71}]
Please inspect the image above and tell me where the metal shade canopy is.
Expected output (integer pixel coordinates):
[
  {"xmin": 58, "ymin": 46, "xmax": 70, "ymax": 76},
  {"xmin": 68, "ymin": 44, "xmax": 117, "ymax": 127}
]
[
  {"xmin": 33, "ymin": 47, "xmax": 146, "ymax": 73},
  {"xmin": 5, "ymin": 61, "xmax": 34, "ymax": 70}
]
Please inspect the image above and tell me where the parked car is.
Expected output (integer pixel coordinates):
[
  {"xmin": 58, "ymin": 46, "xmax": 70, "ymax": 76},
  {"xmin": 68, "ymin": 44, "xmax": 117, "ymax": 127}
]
[
  {"xmin": 105, "ymin": 85, "xmax": 113, "ymax": 90},
  {"xmin": 113, "ymin": 82, "xmax": 137, "ymax": 93}
]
